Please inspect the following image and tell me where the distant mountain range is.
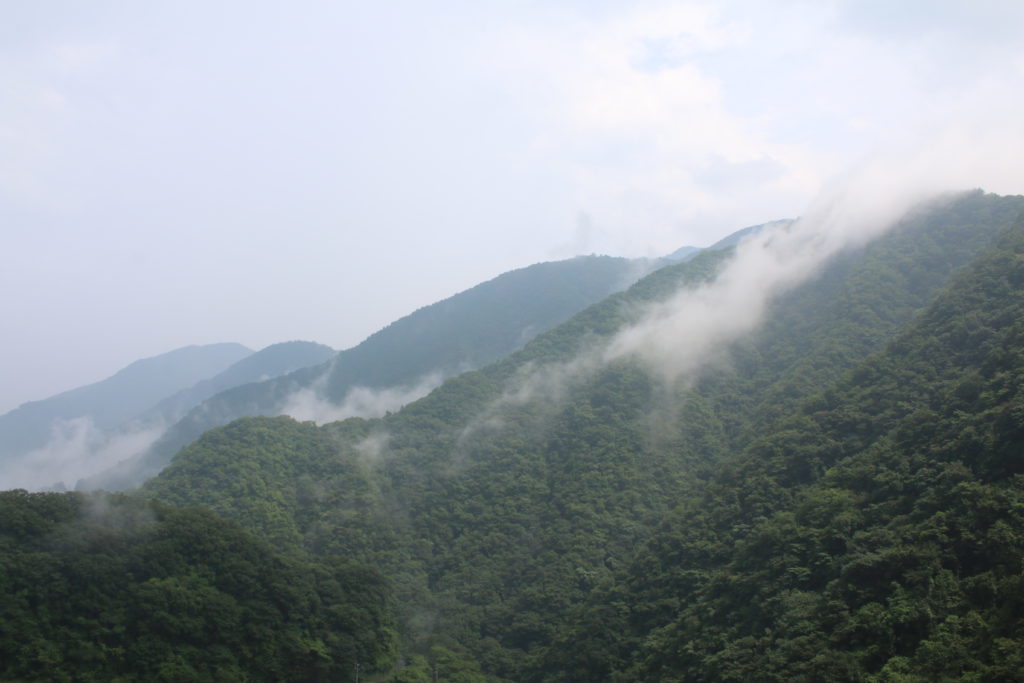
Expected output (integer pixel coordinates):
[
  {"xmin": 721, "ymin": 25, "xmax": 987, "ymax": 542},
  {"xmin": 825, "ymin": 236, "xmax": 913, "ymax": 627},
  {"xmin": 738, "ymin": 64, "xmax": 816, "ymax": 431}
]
[
  {"xmin": 82, "ymin": 227, "xmax": 779, "ymax": 492},
  {"xmin": 0, "ymin": 342, "xmax": 252, "ymax": 476},
  {"xmin": 0, "ymin": 341, "xmax": 334, "ymax": 490},
  {"xmin": 81, "ymin": 254, "xmax": 656, "ymax": 490},
  {"xmin": 0, "ymin": 343, "xmax": 251, "ymax": 452},
  {"xmin": 663, "ymin": 219, "xmax": 792, "ymax": 262},
  {"xmin": 135, "ymin": 189, "xmax": 1024, "ymax": 680},
  {"xmin": 5, "ymin": 191, "xmax": 1024, "ymax": 680},
  {"xmin": 138, "ymin": 341, "xmax": 337, "ymax": 425},
  {"xmin": 0, "ymin": 226, "xmax": 806, "ymax": 492}
]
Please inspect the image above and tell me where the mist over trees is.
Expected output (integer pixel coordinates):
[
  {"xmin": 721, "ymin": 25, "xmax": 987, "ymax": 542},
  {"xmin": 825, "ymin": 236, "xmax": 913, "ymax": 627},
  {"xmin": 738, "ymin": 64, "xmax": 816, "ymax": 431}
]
[
  {"xmin": 79, "ymin": 254, "xmax": 655, "ymax": 492},
  {"xmin": 3, "ymin": 191, "xmax": 1024, "ymax": 680}
]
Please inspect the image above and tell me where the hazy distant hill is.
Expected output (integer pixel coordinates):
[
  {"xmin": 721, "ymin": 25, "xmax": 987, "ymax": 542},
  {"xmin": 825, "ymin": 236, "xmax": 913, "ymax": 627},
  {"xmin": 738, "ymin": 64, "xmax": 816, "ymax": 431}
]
[
  {"xmin": 318, "ymin": 254, "xmax": 653, "ymax": 399},
  {"xmin": 142, "ymin": 341, "xmax": 336, "ymax": 424},
  {"xmin": 663, "ymin": 219, "xmax": 793, "ymax": 262},
  {"xmin": 136, "ymin": 191, "xmax": 1024, "ymax": 680},
  {"xmin": 0, "ymin": 342, "xmax": 338, "ymax": 491},
  {"xmin": 86, "ymin": 224, "xmax": 786, "ymax": 492},
  {"xmin": 663, "ymin": 244, "xmax": 701, "ymax": 261},
  {"xmin": 0, "ymin": 343, "xmax": 252, "ymax": 460},
  {"xmin": 83, "ymin": 255, "xmax": 653, "ymax": 490}
]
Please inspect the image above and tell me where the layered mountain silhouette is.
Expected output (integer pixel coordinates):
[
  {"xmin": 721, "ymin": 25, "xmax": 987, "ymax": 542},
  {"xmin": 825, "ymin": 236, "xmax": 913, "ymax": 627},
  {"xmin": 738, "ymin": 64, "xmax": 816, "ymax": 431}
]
[
  {"xmin": 82, "ymin": 254, "xmax": 654, "ymax": 490},
  {"xmin": 0, "ymin": 343, "xmax": 251, "ymax": 456},
  {"xmin": 6, "ymin": 191, "xmax": 1024, "ymax": 680},
  {"xmin": 133, "ymin": 190, "xmax": 1024, "ymax": 679},
  {"xmin": 0, "ymin": 341, "xmax": 334, "ymax": 490}
]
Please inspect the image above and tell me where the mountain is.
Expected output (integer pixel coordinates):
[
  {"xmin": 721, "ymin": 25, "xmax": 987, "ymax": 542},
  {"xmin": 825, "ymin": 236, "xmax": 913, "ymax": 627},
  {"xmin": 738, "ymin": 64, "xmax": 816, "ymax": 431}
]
[
  {"xmin": 0, "ymin": 343, "xmax": 254, "ymax": 490},
  {"xmin": 0, "ymin": 343, "xmax": 252, "ymax": 455},
  {"xmin": 134, "ymin": 190, "xmax": 1024, "ymax": 680},
  {"xmin": 82, "ymin": 254, "xmax": 654, "ymax": 490},
  {"xmin": 141, "ymin": 340, "xmax": 336, "ymax": 425},
  {"xmin": 547, "ymin": 201, "xmax": 1024, "ymax": 681},
  {"xmin": 318, "ymin": 255, "xmax": 653, "ymax": 399},
  {"xmin": 663, "ymin": 219, "xmax": 793, "ymax": 262},
  {"xmin": 0, "ymin": 341, "xmax": 341, "ymax": 492},
  {"xmin": 705, "ymin": 218, "xmax": 790, "ymax": 250},
  {"xmin": 87, "ymin": 229, "xmax": 772, "ymax": 493},
  {"xmin": 663, "ymin": 244, "xmax": 701, "ymax": 261}
]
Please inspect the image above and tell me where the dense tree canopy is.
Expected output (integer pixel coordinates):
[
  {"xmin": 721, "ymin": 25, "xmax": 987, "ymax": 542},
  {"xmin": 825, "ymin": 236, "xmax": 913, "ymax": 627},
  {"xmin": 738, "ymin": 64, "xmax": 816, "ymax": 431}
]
[
  {"xmin": 0, "ymin": 491, "xmax": 396, "ymax": 681},
  {"xmin": 546, "ymin": 207, "xmax": 1024, "ymax": 681},
  {"xmin": 7, "ymin": 191, "xmax": 1024, "ymax": 681}
]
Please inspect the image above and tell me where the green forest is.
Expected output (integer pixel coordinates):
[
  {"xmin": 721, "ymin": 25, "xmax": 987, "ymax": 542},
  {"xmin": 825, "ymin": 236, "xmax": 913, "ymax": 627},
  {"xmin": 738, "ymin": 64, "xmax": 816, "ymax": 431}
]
[
  {"xmin": 86, "ymin": 254, "xmax": 644, "ymax": 492},
  {"xmin": 0, "ymin": 491, "xmax": 394, "ymax": 681},
  {"xmin": 3, "ymin": 191, "xmax": 1024, "ymax": 681}
]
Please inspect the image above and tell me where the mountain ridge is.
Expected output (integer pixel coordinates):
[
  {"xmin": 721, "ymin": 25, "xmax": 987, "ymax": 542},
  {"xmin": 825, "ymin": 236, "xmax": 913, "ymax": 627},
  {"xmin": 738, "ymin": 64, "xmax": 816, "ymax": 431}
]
[
  {"xmin": 138, "ymin": 190, "xmax": 1024, "ymax": 679},
  {"xmin": 553, "ymin": 202, "xmax": 1024, "ymax": 681},
  {"xmin": 81, "ymin": 254, "xmax": 656, "ymax": 490},
  {"xmin": 0, "ymin": 341, "xmax": 339, "ymax": 491},
  {"xmin": 6, "ymin": 192, "xmax": 1024, "ymax": 680}
]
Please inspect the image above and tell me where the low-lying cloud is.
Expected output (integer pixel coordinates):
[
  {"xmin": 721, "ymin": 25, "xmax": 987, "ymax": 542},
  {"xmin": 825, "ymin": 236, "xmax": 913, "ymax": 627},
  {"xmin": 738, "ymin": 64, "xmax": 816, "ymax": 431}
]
[
  {"xmin": 450, "ymin": 133, "xmax": 1024, "ymax": 447},
  {"xmin": 604, "ymin": 175, "xmax": 941, "ymax": 384},
  {"xmin": 279, "ymin": 372, "xmax": 444, "ymax": 425},
  {"xmin": 0, "ymin": 417, "xmax": 165, "ymax": 492}
]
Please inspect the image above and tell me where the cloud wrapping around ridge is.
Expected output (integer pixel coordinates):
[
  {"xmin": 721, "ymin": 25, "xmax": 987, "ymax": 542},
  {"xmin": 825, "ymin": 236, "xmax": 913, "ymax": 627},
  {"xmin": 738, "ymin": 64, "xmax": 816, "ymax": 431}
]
[
  {"xmin": 455, "ymin": 122, "xmax": 1024, "ymax": 434},
  {"xmin": 603, "ymin": 160, "xmax": 951, "ymax": 383}
]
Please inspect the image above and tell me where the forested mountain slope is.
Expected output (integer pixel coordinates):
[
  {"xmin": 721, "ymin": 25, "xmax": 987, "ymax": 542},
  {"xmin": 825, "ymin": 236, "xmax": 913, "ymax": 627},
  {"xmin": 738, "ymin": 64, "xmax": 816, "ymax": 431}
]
[
  {"xmin": 141, "ymin": 191, "xmax": 1024, "ymax": 680},
  {"xmin": 85, "ymin": 255, "xmax": 649, "ymax": 491},
  {"xmin": 547, "ymin": 204, "xmax": 1024, "ymax": 681},
  {"xmin": 0, "ymin": 490, "xmax": 395, "ymax": 681}
]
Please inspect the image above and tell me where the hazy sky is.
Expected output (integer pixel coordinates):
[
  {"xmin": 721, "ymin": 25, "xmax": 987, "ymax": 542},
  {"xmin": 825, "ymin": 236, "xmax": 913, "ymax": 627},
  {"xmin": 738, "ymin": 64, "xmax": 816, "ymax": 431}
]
[{"xmin": 2, "ymin": 0, "xmax": 1023, "ymax": 414}]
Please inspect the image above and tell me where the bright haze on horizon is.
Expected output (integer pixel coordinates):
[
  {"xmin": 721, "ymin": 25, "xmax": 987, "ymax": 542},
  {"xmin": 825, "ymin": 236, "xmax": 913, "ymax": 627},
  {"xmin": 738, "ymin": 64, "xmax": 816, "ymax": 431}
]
[{"xmin": 2, "ymin": 0, "xmax": 1023, "ymax": 414}]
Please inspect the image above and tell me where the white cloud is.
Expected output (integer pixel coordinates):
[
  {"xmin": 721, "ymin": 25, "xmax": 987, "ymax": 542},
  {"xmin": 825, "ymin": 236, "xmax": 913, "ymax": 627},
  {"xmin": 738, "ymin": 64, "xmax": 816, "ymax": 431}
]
[
  {"xmin": 472, "ymin": 0, "xmax": 1024, "ymax": 257},
  {"xmin": 478, "ymin": 3, "xmax": 830, "ymax": 253},
  {"xmin": 604, "ymin": 113, "xmax": 1024, "ymax": 383},
  {"xmin": 455, "ymin": 118, "xmax": 1024, "ymax": 437},
  {"xmin": 0, "ymin": 417, "xmax": 165, "ymax": 492},
  {"xmin": 279, "ymin": 373, "xmax": 444, "ymax": 425}
]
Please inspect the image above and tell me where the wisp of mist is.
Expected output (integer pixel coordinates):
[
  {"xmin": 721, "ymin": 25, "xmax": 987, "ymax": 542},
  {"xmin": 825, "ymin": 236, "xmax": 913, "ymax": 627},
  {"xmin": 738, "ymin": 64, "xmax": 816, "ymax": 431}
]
[
  {"xmin": 1, "ymin": 417, "xmax": 165, "ymax": 492},
  {"xmin": 456, "ymin": 134, "xmax": 1024, "ymax": 438}
]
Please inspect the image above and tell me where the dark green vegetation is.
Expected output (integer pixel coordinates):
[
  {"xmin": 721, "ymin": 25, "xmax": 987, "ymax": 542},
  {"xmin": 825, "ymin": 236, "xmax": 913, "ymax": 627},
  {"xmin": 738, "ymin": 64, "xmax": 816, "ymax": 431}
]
[
  {"xmin": 6, "ymin": 191, "xmax": 1024, "ymax": 681},
  {"xmin": 551, "ymin": 200, "xmax": 1024, "ymax": 681},
  {"xmin": 87, "ymin": 254, "xmax": 649, "ymax": 490},
  {"xmin": 0, "ymin": 490, "xmax": 394, "ymax": 681}
]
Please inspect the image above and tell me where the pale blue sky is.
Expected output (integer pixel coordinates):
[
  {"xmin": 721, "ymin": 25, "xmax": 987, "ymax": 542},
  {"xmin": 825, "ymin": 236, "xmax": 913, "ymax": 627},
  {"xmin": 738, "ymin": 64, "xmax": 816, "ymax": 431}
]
[{"xmin": 2, "ymin": 0, "xmax": 1023, "ymax": 413}]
